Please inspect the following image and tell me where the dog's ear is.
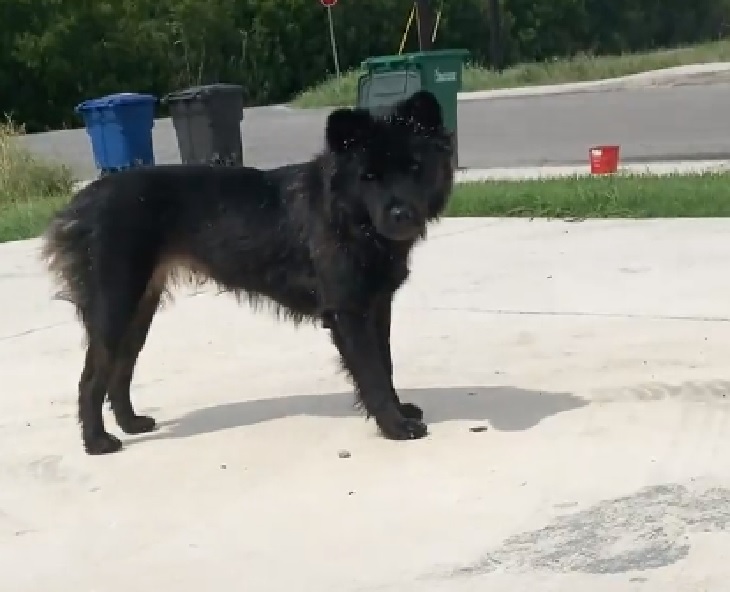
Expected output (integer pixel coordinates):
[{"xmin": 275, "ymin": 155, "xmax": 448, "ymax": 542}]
[
  {"xmin": 325, "ymin": 107, "xmax": 373, "ymax": 154},
  {"xmin": 392, "ymin": 90, "xmax": 444, "ymax": 135}
]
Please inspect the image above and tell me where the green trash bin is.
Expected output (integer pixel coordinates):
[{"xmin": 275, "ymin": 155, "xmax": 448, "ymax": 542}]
[{"xmin": 357, "ymin": 49, "xmax": 469, "ymax": 167}]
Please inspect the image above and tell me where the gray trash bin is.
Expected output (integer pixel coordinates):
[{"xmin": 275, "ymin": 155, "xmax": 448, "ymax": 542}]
[{"xmin": 162, "ymin": 83, "xmax": 244, "ymax": 166}]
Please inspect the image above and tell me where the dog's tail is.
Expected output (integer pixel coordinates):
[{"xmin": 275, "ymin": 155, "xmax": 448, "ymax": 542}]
[{"xmin": 39, "ymin": 185, "xmax": 98, "ymax": 323}]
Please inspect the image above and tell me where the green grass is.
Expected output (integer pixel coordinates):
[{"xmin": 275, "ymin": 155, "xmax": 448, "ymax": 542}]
[
  {"xmin": 0, "ymin": 118, "xmax": 74, "ymax": 243},
  {"xmin": 1, "ymin": 144, "xmax": 729, "ymax": 244},
  {"xmin": 293, "ymin": 38, "xmax": 730, "ymax": 108},
  {"xmin": 447, "ymin": 172, "xmax": 730, "ymax": 218}
]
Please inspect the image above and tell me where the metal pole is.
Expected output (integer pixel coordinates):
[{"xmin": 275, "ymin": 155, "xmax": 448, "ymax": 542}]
[
  {"xmin": 488, "ymin": 0, "xmax": 504, "ymax": 72},
  {"xmin": 327, "ymin": 7, "xmax": 341, "ymax": 77},
  {"xmin": 414, "ymin": 0, "xmax": 434, "ymax": 51}
]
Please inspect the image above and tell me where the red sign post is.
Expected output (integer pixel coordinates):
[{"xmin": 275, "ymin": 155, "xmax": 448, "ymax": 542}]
[{"xmin": 320, "ymin": 0, "xmax": 341, "ymax": 77}]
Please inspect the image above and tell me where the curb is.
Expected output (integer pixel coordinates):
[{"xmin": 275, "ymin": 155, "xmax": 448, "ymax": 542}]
[
  {"xmin": 285, "ymin": 62, "xmax": 730, "ymax": 109},
  {"xmin": 72, "ymin": 180, "xmax": 93, "ymax": 192},
  {"xmin": 457, "ymin": 62, "xmax": 730, "ymax": 102},
  {"xmin": 454, "ymin": 159, "xmax": 730, "ymax": 182},
  {"xmin": 72, "ymin": 159, "xmax": 730, "ymax": 192}
]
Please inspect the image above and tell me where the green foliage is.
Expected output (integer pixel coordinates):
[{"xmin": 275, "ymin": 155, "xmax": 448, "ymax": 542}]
[
  {"xmin": 0, "ymin": 118, "xmax": 74, "ymax": 242},
  {"xmin": 0, "ymin": 118, "xmax": 73, "ymax": 204},
  {"xmin": 446, "ymin": 172, "xmax": 730, "ymax": 219},
  {"xmin": 2, "ymin": 0, "xmax": 729, "ymax": 132},
  {"xmin": 295, "ymin": 40, "xmax": 730, "ymax": 108}
]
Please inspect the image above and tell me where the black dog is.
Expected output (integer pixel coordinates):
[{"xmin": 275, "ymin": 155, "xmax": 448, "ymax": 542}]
[{"xmin": 41, "ymin": 90, "xmax": 455, "ymax": 455}]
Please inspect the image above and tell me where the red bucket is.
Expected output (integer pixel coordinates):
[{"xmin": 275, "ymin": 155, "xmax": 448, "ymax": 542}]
[{"xmin": 589, "ymin": 145, "xmax": 620, "ymax": 174}]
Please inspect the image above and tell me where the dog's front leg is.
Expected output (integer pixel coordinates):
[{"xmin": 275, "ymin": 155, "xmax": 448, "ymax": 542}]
[
  {"xmin": 373, "ymin": 293, "xmax": 424, "ymax": 421},
  {"xmin": 328, "ymin": 309, "xmax": 428, "ymax": 440}
]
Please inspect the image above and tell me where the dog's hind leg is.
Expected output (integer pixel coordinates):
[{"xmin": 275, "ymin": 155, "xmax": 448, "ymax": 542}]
[
  {"xmin": 328, "ymin": 310, "xmax": 428, "ymax": 440},
  {"xmin": 79, "ymin": 267, "xmax": 153, "ymax": 455},
  {"xmin": 79, "ymin": 334, "xmax": 122, "ymax": 455},
  {"xmin": 78, "ymin": 345, "xmax": 96, "ymax": 396},
  {"xmin": 107, "ymin": 287, "xmax": 162, "ymax": 436},
  {"xmin": 373, "ymin": 294, "xmax": 423, "ymax": 421}
]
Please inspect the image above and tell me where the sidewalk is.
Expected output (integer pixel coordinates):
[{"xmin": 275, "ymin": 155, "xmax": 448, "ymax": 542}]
[
  {"xmin": 457, "ymin": 61, "xmax": 730, "ymax": 102},
  {"xmin": 3, "ymin": 217, "xmax": 730, "ymax": 591},
  {"xmin": 455, "ymin": 158, "xmax": 730, "ymax": 182}
]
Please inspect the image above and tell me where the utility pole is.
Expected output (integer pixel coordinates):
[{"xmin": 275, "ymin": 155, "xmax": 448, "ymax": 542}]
[
  {"xmin": 414, "ymin": 0, "xmax": 435, "ymax": 50},
  {"xmin": 487, "ymin": 0, "xmax": 504, "ymax": 72}
]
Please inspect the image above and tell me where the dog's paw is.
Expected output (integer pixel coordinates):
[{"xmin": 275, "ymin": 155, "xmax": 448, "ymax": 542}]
[
  {"xmin": 377, "ymin": 412, "xmax": 428, "ymax": 440},
  {"xmin": 117, "ymin": 414, "xmax": 157, "ymax": 435},
  {"xmin": 84, "ymin": 432, "xmax": 123, "ymax": 455},
  {"xmin": 398, "ymin": 402, "xmax": 424, "ymax": 421}
]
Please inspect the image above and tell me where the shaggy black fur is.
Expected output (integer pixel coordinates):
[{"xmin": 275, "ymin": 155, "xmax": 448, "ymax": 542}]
[{"xmin": 41, "ymin": 90, "xmax": 455, "ymax": 455}]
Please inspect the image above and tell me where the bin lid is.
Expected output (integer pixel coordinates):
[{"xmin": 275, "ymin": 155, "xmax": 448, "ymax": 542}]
[
  {"xmin": 161, "ymin": 83, "xmax": 244, "ymax": 104},
  {"xmin": 362, "ymin": 49, "xmax": 470, "ymax": 69},
  {"xmin": 357, "ymin": 70, "xmax": 422, "ymax": 110},
  {"xmin": 75, "ymin": 92, "xmax": 157, "ymax": 112}
]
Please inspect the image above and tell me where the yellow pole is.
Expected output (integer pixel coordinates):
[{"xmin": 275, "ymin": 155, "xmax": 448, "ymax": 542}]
[
  {"xmin": 398, "ymin": 4, "xmax": 416, "ymax": 55},
  {"xmin": 431, "ymin": 6, "xmax": 442, "ymax": 43}
]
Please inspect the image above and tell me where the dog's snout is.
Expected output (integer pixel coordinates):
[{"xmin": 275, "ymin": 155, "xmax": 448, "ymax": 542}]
[{"xmin": 388, "ymin": 204, "xmax": 414, "ymax": 224}]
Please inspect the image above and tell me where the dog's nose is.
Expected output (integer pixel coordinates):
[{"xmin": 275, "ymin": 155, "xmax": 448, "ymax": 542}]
[{"xmin": 388, "ymin": 204, "xmax": 414, "ymax": 225}]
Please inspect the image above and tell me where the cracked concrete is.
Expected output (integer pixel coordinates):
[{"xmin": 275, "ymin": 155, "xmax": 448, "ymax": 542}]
[{"xmin": 1, "ymin": 217, "xmax": 730, "ymax": 591}]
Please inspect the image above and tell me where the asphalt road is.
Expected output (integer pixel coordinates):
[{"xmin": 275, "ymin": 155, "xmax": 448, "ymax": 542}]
[{"xmin": 19, "ymin": 81, "xmax": 730, "ymax": 180}]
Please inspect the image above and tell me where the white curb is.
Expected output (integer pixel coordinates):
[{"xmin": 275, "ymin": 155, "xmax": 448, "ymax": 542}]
[
  {"xmin": 72, "ymin": 159, "xmax": 730, "ymax": 193},
  {"xmin": 454, "ymin": 159, "xmax": 730, "ymax": 182},
  {"xmin": 457, "ymin": 62, "xmax": 730, "ymax": 102}
]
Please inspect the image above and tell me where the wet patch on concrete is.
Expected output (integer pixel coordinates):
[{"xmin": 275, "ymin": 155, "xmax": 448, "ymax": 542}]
[{"xmin": 452, "ymin": 483, "xmax": 730, "ymax": 576}]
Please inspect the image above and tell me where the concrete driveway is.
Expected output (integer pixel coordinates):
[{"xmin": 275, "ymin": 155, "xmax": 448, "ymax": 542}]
[
  {"xmin": 1, "ymin": 217, "xmax": 729, "ymax": 591},
  {"xmin": 19, "ymin": 80, "xmax": 730, "ymax": 180}
]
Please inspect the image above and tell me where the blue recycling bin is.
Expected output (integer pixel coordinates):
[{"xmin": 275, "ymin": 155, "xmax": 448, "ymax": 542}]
[{"xmin": 75, "ymin": 92, "xmax": 157, "ymax": 173}]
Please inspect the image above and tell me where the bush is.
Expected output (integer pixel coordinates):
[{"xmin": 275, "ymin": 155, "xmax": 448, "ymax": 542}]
[
  {"xmin": 0, "ymin": 120, "xmax": 73, "ymax": 201},
  {"xmin": 2, "ymin": 0, "xmax": 729, "ymax": 132},
  {"xmin": 0, "ymin": 119, "xmax": 74, "ymax": 242}
]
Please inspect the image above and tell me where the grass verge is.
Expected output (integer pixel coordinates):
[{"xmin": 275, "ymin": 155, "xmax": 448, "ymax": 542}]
[
  {"xmin": 1, "ymin": 165, "xmax": 729, "ymax": 244},
  {"xmin": 446, "ymin": 172, "xmax": 730, "ymax": 218},
  {"xmin": 0, "ymin": 118, "xmax": 74, "ymax": 243},
  {"xmin": 293, "ymin": 39, "xmax": 730, "ymax": 108}
]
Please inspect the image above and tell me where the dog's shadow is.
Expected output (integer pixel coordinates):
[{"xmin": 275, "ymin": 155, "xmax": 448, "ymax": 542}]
[{"xmin": 132, "ymin": 385, "xmax": 587, "ymax": 443}]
